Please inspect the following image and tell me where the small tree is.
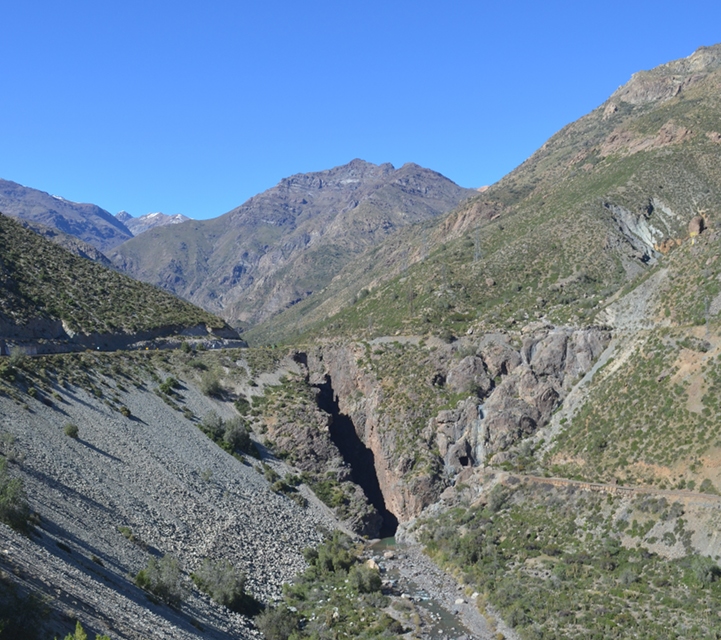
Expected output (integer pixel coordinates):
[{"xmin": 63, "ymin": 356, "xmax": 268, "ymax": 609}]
[
  {"xmin": 0, "ymin": 457, "xmax": 31, "ymax": 532},
  {"xmin": 135, "ymin": 554, "xmax": 185, "ymax": 606},
  {"xmin": 223, "ymin": 417, "xmax": 251, "ymax": 454},
  {"xmin": 191, "ymin": 559, "xmax": 261, "ymax": 615}
]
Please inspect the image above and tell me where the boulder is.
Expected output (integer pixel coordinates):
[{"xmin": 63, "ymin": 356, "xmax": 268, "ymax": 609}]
[
  {"xmin": 446, "ymin": 356, "xmax": 492, "ymax": 396},
  {"xmin": 689, "ymin": 215, "xmax": 705, "ymax": 236},
  {"xmin": 478, "ymin": 336, "xmax": 522, "ymax": 377}
]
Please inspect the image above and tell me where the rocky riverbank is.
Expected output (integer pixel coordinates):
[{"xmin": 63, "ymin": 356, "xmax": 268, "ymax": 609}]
[{"xmin": 367, "ymin": 542, "xmax": 519, "ymax": 640}]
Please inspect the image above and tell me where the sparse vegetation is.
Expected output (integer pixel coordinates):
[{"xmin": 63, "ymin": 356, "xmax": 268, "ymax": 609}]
[
  {"xmin": 64, "ymin": 423, "xmax": 79, "ymax": 439},
  {"xmin": 0, "ymin": 457, "xmax": 31, "ymax": 533},
  {"xmin": 191, "ymin": 558, "xmax": 261, "ymax": 615},
  {"xmin": 417, "ymin": 481, "xmax": 721, "ymax": 639},
  {"xmin": 270, "ymin": 532, "xmax": 401, "ymax": 639},
  {"xmin": 135, "ymin": 554, "xmax": 185, "ymax": 606}
]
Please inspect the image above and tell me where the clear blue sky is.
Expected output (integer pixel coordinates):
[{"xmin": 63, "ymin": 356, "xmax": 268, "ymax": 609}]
[{"xmin": 2, "ymin": 1, "xmax": 720, "ymax": 219}]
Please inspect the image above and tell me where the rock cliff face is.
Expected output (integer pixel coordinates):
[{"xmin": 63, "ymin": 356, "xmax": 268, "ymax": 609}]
[
  {"xmin": 437, "ymin": 327, "xmax": 611, "ymax": 471},
  {"xmin": 253, "ymin": 369, "xmax": 383, "ymax": 536},
  {"xmin": 296, "ymin": 325, "xmax": 611, "ymax": 529},
  {"xmin": 307, "ymin": 343, "xmax": 441, "ymax": 528}
]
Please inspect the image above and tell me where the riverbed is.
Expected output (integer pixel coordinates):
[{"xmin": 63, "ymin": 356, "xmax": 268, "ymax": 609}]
[{"xmin": 368, "ymin": 538, "xmax": 504, "ymax": 640}]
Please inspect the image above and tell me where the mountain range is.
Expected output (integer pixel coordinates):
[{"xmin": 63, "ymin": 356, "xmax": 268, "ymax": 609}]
[
  {"xmin": 0, "ymin": 179, "xmax": 132, "ymax": 251},
  {"xmin": 107, "ymin": 159, "xmax": 475, "ymax": 328},
  {"xmin": 2, "ymin": 44, "xmax": 721, "ymax": 640}
]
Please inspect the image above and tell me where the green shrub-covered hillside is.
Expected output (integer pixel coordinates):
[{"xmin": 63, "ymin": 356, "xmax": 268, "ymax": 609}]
[{"xmin": 0, "ymin": 213, "xmax": 227, "ymax": 335}]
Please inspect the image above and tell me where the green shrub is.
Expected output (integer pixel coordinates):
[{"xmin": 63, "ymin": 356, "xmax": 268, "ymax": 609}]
[
  {"xmin": 59, "ymin": 620, "xmax": 112, "ymax": 640},
  {"xmin": 314, "ymin": 532, "xmax": 355, "ymax": 574},
  {"xmin": 234, "ymin": 397, "xmax": 250, "ymax": 415},
  {"xmin": 348, "ymin": 564, "xmax": 382, "ymax": 593},
  {"xmin": 691, "ymin": 556, "xmax": 721, "ymax": 585},
  {"xmin": 135, "ymin": 554, "xmax": 185, "ymax": 606},
  {"xmin": 262, "ymin": 463, "xmax": 280, "ymax": 483},
  {"xmin": 200, "ymin": 371, "xmax": 223, "ymax": 397},
  {"xmin": 0, "ymin": 457, "xmax": 31, "ymax": 532},
  {"xmin": 64, "ymin": 423, "xmax": 79, "ymax": 438},
  {"xmin": 191, "ymin": 559, "xmax": 262, "ymax": 615},
  {"xmin": 699, "ymin": 478, "xmax": 718, "ymax": 494},
  {"xmin": 200, "ymin": 411, "xmax": 224, "ymax": 440},
  {"xmin": 223, "ymin": 418, "xmax": 251, "ymax": 454},
  {"xmin": 255, "ymin": 606, "xmax": 298, "ymax": 640},
  {"xmin": 158, "ymin": 377, "xmax": 179, "ymax": 395}
]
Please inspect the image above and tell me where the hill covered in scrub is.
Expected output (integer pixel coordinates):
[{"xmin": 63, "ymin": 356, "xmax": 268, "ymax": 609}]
[
  {"xmin": 0, "ymin": 213, "xmax": 237, "ymax": 351},
  {"xmin": 108, "ymin": 159, "xmax": 475, "ymax": 328},
  {"xmin": 246, "ymin": 43, "xmax": 721, "ymax": 346}
]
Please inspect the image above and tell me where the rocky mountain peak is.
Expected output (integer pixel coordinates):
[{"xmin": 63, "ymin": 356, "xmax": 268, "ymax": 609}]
[
  {"xmin": 110, "ymin": 159, "xmax": 475, "ymax": 326},
  {"xmin": 275, "ymin": 159, "xmax": 395, "ymax": 195},
  {"xmin": 611, "ymin": 43, "xmax": 721, "ymax": 106},
  {"xmin": 116, "ymin": 210, "xmax": 192, "ymax": 236}
]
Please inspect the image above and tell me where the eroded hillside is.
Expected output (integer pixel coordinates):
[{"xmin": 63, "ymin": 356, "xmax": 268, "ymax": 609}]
[{"xmin": 0, "ymin": 349, "xmax": 337, "ymax": 639}]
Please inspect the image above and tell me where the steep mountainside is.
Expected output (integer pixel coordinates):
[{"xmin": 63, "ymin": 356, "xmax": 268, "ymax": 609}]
[
  {"xmin": 233, "ymin": 45, "xmax": 721, "ymax": 638},
  {"xmin": 4, "ymin": 44, "xmax": 721, "ymax": 640},
  {"xmin": 0, "ymin": 179, "xmax": 132, "ymax": 250},
  {"xmin": 116, "ymin": 210, "xmax": 191, "ymax": 236},
  {"xmin": 247, "ymin": 44, "xmax": 721, "ymax": 346},
  {"xmin": 108, "ymin": 159, "xmax": 475, "ymax": 327},
  {"xmin": 0, "ymin": 214, "xmax": 238, "ymax": 352}
]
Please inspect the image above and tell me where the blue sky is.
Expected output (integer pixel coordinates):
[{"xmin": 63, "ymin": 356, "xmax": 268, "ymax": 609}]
[{"xmin": 2, "ymin": 1, "xmax": 720, "ymax": 219}]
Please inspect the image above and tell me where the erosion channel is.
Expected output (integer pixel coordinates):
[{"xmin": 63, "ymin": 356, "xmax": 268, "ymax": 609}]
[{"xmin": 315, "ymin": 375, "xmax": 399, "ymax": 537}]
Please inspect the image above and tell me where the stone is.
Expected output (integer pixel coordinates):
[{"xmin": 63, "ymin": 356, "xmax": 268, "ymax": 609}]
[
  {"xmin": 478, "ymin": 336, "xmax": 522, "ymax": 377},
  {"xmin": 446, "ymin": 356, "xmax": 492, "ymax": 396},
  {"xmin": 689, "ymin": 215, "xmax": 705, "ymax": 236}
]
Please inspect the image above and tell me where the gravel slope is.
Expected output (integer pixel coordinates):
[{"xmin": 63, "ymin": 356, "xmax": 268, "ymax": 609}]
[{"xmin": 0, "ymin": 371, "xmax": 338, "ymax": 639}]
